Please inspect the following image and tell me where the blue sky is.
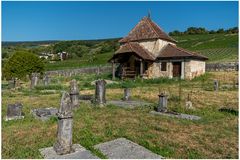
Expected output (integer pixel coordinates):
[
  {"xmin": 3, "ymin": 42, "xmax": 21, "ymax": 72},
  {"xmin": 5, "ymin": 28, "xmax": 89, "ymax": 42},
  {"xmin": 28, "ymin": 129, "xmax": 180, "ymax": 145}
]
[{"xmin": 2, "ymin": 1, "xmax": 238, "ymax": 41}]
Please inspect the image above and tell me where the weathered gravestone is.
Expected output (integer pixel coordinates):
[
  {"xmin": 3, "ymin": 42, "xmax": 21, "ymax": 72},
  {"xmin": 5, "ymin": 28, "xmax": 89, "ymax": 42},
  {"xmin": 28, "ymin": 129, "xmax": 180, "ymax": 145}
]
[
  {"xmin": 69, "ymin": 79, "xmax": 79, "ymax": 108},
  {"xmin": 6, "ymin": 103, "xmax": 24, "ymax": 121},
  {"xmin": 94, "ymin": 138, "xmax": 163, "ymax": 159},
  {"xmin": 150, "ymin": 93, "xmax": 201, "ymax": 120},
  {"xmin": 8, "ymin": 78, "xmax": 16, "ymax": 89},
  {"xmin": 94, "ymin": 80, "xmax": 106, "ymax": 107},
  {"xmin": 122, "ymin": 88, "xmax": 131, "ymax": 101},
  {"xmin": 31, "ymin": 73, "xmax": 40, "ymax": 89},
  {"xmin": 31, "ymin": 108, "xmax": 58, "ymax": 121},
  {"xmin": 43, "ymin": 74, "xmax": 51, "ymax": 86},
  {"xmin": 185, "ymin": 93, "xmax": 193, "ymax": 109},
  {"xmin": 214, "ymin": 80, "xmax": 219, "ymax": 91},
  {"xmin": 39, "ymin": 92, "xmax": 98, "ymax": 159},
  {"xmin": 157, "ymin": 93, "xmax": 167, "ymax": 112},
  {"xmin": 53, "ymin": 92, "xmax": 74, "ymax": 155}
]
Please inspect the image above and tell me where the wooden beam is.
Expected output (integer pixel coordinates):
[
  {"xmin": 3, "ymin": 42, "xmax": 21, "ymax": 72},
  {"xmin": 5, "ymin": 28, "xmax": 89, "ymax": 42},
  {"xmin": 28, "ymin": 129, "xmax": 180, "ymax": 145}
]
[{"xmin": 140, "ymin": 59, "xmax": 143, "ymax": 78}]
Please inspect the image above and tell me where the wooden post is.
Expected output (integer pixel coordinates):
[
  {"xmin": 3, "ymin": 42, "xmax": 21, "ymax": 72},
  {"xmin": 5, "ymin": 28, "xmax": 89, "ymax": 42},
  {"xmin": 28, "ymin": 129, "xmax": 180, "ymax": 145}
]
[
  {"xmin": 140, "ymin": 59, "xmax": 143, "ymax": 79},
  {"xmin": 111, "ymin": 60, "xmax": 115, "ymax": 80}
]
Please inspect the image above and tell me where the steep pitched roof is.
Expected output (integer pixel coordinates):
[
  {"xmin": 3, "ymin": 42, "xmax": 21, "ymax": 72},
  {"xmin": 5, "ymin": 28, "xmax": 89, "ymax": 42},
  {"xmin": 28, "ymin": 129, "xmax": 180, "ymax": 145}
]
[
  {"xmin": 157, "ymin": 44, "xmax": 208, "ymax": 60},
  {"xmin": 110, "ymin": 42, "xmax": 155, "ymax": 61},
  {"xmin": 119, "ymin": 17, "xmax": 177, "ymax": 43}
]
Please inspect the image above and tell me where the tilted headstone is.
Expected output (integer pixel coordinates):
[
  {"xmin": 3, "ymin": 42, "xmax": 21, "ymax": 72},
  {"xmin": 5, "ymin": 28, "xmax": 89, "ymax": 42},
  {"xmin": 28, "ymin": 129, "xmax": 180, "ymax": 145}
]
[
  {"xmin": 6, "ymin": 103, "xmax": 24, "ymax": 121},
  {"xmin": 157, "ymin": 93, "xmax": 167, "ymax": 112},
  {"xmin": 214, "ymin": 80, "xmax": 219, "ymax": 91},
  {"xmin": 69, "ymin": 79, "xmax": 79, "ymax": 108},
  {"xmin": 53, "ymin": 92, "xmax": 74, "ymax": 155},
  {"xmin": 122, "ymin": 88, "xmax": 131, "ymax": 101},
  {"xmin": 95, "ymin": 80, "xmax": 106, "ymax": 106},
  {"xmin": 31, "ymin": 73, "xmax": 40, "ymax": 88}
]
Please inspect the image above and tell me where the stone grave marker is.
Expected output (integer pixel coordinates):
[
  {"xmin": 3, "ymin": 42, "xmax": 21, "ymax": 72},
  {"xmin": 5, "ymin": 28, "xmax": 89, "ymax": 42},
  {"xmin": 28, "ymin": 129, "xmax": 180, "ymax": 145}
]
[
  {"xmin": 95, "ymin": 80, "xmax": 106, "ymax": 107},
  {"xmin": 31, "ymin": 73, "xmax": 40, "ymax": 89},
  {"xmin": 185, "ymin": 93, "xmax": 193, "ymax": 109},
  {"xmin": 6, "ymin": 103, "xmax": 24, "ymax": 121},
  {"xmin": 122, "ymin": 88, "xmax": 131, "ymax": 101},
  {"xmin": 43, "ymin": 74, "xmax": 51, "ymax": 86},
  {"xmin": 8, "ymin": 78, "xmax": 16, "ymax": 89},
  {"xmin": 94, "ymin": 138, "xmax": 163, "ymax": 159},
  {"xmin": 69, "ymin": 79, "xmax": 79, "ymax": 108},
  {"xmin": 53, "ymin": 91, "xmax": 74, "ymax": 155},
  {"xmin": 157, "ymin": 93, "xmax": 167, "ymax": 112},
  {"xmin": 214, "ymin": 80, "xmax": 219, "ymax": 91},
  {"xmin": 31, "ymin": 108, "xmax": 58, "ymax": 121},
  {"xmin": 39, "ymin": 91, "xmax": 98, "ymax": 159}
]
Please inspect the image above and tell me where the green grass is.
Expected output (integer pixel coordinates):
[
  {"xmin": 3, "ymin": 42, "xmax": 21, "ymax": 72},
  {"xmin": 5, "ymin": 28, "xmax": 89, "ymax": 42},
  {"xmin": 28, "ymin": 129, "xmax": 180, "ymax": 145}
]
[
  {"xmin": 45, "ymin": 52, "xmax": 113, "ymax": 71},
  {"xmin": 2, "ymin": 71, "xmax": 238, "ymax": 159}
]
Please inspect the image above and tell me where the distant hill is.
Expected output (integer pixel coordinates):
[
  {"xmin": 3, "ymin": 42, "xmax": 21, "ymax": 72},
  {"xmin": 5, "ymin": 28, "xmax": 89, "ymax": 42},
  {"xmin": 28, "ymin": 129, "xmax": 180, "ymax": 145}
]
[
  {"xmin": 2, "ymin": 33, "xmax": 238, "ymax": 71},
  {"xmin": 173, "ymin": 33, "xmax": 238, "ymax": 62}
]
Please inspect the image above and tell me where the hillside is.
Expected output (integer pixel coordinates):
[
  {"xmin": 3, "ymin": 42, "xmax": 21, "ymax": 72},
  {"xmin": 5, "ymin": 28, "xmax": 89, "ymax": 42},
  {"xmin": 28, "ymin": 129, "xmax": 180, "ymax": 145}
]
[{"xmin": 2, "ymin": 33, "xmax": 238, "ymax": 71}]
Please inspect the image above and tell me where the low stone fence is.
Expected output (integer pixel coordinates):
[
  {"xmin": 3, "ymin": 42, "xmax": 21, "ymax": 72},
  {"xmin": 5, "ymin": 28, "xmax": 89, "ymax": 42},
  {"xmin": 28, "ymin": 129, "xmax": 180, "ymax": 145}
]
[
  {"xmin": 206, "ymin": 62, "xmax": 238, "ymax": 71},
  {"xmin": 46, "ymin": 65, "xmax": 112, "ymax": 77}
]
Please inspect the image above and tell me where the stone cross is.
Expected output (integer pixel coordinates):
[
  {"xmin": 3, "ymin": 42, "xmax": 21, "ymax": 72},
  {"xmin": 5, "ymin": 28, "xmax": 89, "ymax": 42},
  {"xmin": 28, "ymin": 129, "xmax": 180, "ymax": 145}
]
[
  {"xmin": 6, "ymin": 103, "xmax": 24, "ymax": 121},
  {"xmin": 31, "ymin": 73, "xmax": 40, "ymax": 89},
  {"xmin": 69, "ymin": 79, "xmax": 79, "ymax": 108},
  {"xmin": 157, "ymin": 93, "xmax": 167, "ymax": 112},
  {"xmin": 53, "ymin": 92, "xmax": 74, "ymax": 155},
  {"xmin": 122, "ymin": 88, "xmax": 131, "ymax": 101},
  {"xmin": 95, "ymin": 80, "xmax": 106, "ymax": 106},
  {"xmin": 214, "ymin": 80, "xmax": 219, "ymax": 91}
]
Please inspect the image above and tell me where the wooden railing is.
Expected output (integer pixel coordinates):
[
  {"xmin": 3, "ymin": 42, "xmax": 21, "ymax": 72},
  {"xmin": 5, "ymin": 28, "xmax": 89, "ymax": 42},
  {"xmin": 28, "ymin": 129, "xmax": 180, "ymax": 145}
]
[{"xmin": 121, "ymin": 67, "xmax": 136, "ymax": 79}]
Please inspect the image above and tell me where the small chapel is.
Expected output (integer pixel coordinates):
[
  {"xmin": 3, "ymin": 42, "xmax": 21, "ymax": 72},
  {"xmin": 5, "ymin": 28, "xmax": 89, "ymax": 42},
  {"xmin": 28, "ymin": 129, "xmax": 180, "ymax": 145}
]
[{"xmin": 109, "ymin": 16, "xmax": 208, "ymax": 80}]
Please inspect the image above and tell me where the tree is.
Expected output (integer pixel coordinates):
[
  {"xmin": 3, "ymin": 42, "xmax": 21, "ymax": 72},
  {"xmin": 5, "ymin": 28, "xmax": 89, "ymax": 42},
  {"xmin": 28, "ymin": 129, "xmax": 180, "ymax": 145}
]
[
  {"xmin": 3, "ymin": 51, "xmax": 45, "ymax": 80},
  {"xmin": 217, "ymin": 28, "xmax": 225, "ymax": 34}
]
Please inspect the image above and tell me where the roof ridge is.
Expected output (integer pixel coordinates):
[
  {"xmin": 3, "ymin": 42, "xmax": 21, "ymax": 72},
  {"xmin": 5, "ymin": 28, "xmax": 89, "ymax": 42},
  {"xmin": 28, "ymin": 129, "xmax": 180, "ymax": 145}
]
[
  {"xmin": 145, "ymin": 18, "xmax": 159, "ymax": 38},
  {"xmin": 147, "ymin": 18, "xmax": 176, "ymax": 43}
]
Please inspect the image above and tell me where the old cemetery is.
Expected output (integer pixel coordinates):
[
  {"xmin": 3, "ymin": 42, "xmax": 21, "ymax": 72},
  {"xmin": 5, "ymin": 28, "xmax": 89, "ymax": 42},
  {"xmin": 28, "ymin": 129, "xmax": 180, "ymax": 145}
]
[{"xmin": 2, "ymin": 70, "xmax": 238, "ymax": 159}]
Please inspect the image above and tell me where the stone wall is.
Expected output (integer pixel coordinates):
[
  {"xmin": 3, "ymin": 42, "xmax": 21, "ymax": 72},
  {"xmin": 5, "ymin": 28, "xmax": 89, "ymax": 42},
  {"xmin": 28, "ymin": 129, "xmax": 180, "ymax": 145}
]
[
  {"xmin": 144, "ymin": 61, "xmax": 172, "ymax": 79},
  {"xmin": 185, "ymin": 60, "xmax": 206, "ymax": 80},
  {"xmin": 46, "ymin": 65, "xmax": 112, "ymax": 77},
  {"xmin": 206, "ymin": 62, "xmax": 238, "ymax": 71}
]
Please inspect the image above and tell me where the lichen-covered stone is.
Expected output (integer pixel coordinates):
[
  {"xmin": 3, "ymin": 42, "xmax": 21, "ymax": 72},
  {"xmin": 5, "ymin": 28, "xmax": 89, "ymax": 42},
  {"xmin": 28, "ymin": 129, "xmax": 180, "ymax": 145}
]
[
  {"xmin": 95, "ymin": 80, "xmax": 106, "ymax": 106},
  {"xmin": 69, "ymin": 79, "xmax": 79, "ymax": 108}
]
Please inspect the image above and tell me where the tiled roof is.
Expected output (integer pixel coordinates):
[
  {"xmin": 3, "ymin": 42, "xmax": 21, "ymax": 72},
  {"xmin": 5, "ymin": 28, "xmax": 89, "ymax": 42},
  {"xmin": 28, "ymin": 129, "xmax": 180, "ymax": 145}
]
[
  {"xmin": 119, "ymin": 17, "xmax": 177, "ymax": 43},
  {"xmin": 110, "ymin": 42, "xmax": 155, "ymax": 61},
  {"xmin": 157, "ymin": 44, "xmax": 209, "ymax": 60}
]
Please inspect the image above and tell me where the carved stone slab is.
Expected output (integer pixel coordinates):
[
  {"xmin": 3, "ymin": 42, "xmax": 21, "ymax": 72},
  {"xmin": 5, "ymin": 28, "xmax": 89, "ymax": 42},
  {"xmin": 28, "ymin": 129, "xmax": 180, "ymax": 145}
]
[
  {"xmin": 5, "ymin": 103, "xmax": 24, "ymax": 121},
  {"xmin": 150, "ymin": 111, "xmax": 201, "ymax": 120},
  {"xmin": 94, "ymin": 138, "xmax": 163, "ymax": 159},
  {"xmin": 39, "ymin": 144, "xmax": 98, "ymax": 159}
]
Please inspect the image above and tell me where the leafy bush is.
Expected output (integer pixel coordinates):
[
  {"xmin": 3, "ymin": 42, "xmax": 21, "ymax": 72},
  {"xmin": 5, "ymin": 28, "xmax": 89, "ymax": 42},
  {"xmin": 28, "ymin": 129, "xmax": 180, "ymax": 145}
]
[{"xmin": 3, "ymin": 51, "xmax": 45, "ymax": 80}]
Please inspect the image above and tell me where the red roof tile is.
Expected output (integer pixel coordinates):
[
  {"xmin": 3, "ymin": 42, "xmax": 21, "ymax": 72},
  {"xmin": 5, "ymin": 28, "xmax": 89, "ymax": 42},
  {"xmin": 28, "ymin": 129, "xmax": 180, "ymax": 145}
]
[
  {"xmin": 119, "ymin": 17, "xmax": 177, "ymax": 43},
  {"xmin": 158, "ymin": 44, "xmax": 208, "ymax": 60},
  {"xmin": 110, "ymin": 42, "xmax": 155, "ymax": 61}
]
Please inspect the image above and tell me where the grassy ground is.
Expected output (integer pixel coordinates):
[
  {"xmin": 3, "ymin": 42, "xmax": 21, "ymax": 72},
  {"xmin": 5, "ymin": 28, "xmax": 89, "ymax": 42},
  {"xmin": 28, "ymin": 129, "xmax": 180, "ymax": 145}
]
[
  {"xmin": 2, "ymin": 71, "xmax": 238, "ymax": 158},
  {"xmin": 45, "ymin": 52, "xmax": 112, "ymax": 71}
]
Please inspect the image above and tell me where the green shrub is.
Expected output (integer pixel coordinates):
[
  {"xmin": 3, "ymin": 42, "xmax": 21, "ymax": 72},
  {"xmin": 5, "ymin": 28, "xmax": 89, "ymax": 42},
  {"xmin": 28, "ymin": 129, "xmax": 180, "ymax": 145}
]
[{"xmin": 3, "ymin": 51, "xmax": 45, "ymax": 80}]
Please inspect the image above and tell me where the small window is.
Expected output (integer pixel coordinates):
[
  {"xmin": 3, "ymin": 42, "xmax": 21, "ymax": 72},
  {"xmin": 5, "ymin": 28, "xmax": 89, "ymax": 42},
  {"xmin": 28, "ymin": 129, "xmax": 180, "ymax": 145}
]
[{"xmin": 161, "ymin": 62, "xmax": 167, "ymax": 71}]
